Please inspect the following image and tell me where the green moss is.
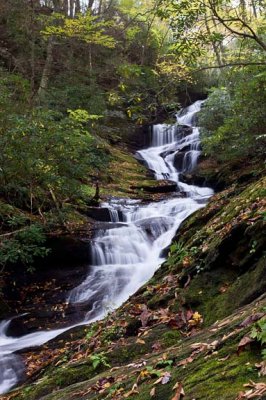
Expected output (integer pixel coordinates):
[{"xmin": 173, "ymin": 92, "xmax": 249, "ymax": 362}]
[
  {"xmin": 147, "ymin": 290, "xmax": 175, "ymax": 309},
  {"xmin": 161, "ymin": 330, "xmax": 181, "ymax": 347},
  {"xmin": 16, "ymin": 361, "xmax": 105, "ymax": 400},
  {"xmin": 183, "ymin": 255, "xmax": 266, "ymax": 326},
  {"xmin": 183, "ymin": 351, "xmax": 262, "ymax": 399}
]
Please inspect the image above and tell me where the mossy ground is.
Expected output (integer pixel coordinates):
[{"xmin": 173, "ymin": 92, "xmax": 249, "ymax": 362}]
[
  {"xmin": 5, "ymin": 295, "xmax": 266, "ymax": 400},
  {"xmin": 100, "ymin": 147, "xmax": 158, "ymax": 200}
]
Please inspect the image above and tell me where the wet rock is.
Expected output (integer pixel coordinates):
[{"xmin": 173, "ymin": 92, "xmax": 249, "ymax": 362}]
[
  {"xmin": 176, "ymin": 125, "xmax": 193, "ymax": 137},
  {"xmin": 173, "ymin": 152, "xmax": 186, "ymax": 170},
  {"xmin": 130, "ymin": 181, "xmax": 177, "ymax": 193},
  {"xmin": 85, "ymin": 207, "xmax": 112, "ymax": 222},
  {"xmin": 179, "ymin": 171, "xmax": 224, "ymax": 191},
  {"xmin": 159, "ymin": 149, "xmax": 176, "ymax": 159},
  {"xmin": 44, "ymin": 236, "xmax": 91, "ymax": 267},
  {"xmin": 136, "ymin": 217, "xmax": 172, "ymax": 239}
]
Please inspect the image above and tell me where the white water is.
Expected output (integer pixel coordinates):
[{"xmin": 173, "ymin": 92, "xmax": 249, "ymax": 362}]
[{"xmin": 0, "ymin": 100, "xmax": 213, "ymax": 394}]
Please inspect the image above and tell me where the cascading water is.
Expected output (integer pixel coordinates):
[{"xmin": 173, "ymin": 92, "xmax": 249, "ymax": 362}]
[{"xmin": 0, "ymin": 100, "xmax": 213, "ymax": 394}]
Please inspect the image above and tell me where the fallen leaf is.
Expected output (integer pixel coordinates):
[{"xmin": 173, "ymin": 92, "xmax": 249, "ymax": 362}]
[
  {"xmin": 171, "ymin": 382, "xmax": 185, "ymax": 400},
  {"xmin": 126, "ymin": 361, "xmax": 146, "ymax": 369},
  {"xmin": 152, "ymin": 341, "xmax": 162, "ymax": 351},
  {"xmin": 137, "ymin": 369, "xmax": 150, "ymax": 383},
  {"xmin": 219, "ymin": 284, "xmax": 229, "ymax": 293},
  {"xmin": 237, "ymin": 336, "xmax": 254, "ymax": 355},
  {"xmin": 255, "ymin": 361, "xmax": 266, "ymax": 377},
  {"xmin": 124, "ymin": 383, "xmax": 139, "ymax": 398},
  {"xmin": 140, "ymin": 305, "xmax": 150, "ymax": 328},
  {"xmin": 153, "ymin": 376, "xmax": 163, "ymax": 385},
  {"xmin": 236, "ymin": 381, "xmax": 266, "ymax": 399},
  {"xmin": 136, "ymin": 338, "xmax": 146, "ymax": 345},
  {"xmin": 177, "ymin": 356, "xmax": 194, "ymax": 366},
  {"xmin": 218, "ymin": 355, "xmax": 230, "ymax": 362},
  {"xmin": 150, "ymin": 387, "xmax": 156, "ymax": 397},
  {"xmin": 190, "ymin": 342, "xmax": 209, "ymax": 351},
  {"xmin": 188, "ymin": 311, "xmax": 203, "ymax": 327},
  {"xmin": 161, "ymin": 372, "xmax": 171, "ymax": 385},
  {"xmin": 239, "ymin": 313, "xmax": 265, "ymax": 328}
]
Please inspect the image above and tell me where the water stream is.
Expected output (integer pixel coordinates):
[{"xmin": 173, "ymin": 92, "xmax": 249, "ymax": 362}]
[{"xmin": 0, "ymin": 100, "xmax": 213, "ymax": 394}]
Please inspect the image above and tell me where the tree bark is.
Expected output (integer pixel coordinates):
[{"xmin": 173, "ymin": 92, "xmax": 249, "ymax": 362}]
[
  {"xmin": 88, "ymin": 0, "xmax": 95, "ymax": 9},
  {"xmin": 204, "ymin": 14, "xmax": 222, "ymax": 67},
  {"xmin": 69, "ymin": 0, "xmax": 74, "ymax": 18},
  {"xmin": 76, "ymin": 0, "xmax": 81, "ymax": 13},
  {"xmin": 35, "ymin": 36, "xmax": 54, "ymax": 103}
]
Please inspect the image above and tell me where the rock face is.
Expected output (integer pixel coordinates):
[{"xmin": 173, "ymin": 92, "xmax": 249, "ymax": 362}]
[
  {"xmin": 130, "ymin": 180, "xmax": 177, "ymax": 193},
  {"xmin": 85, "ymin": 207, "xmax": 112, "ymax": 222},
  {"xmin": 173, "ymin": 151, "xmax": 186, "ymax": 170}
]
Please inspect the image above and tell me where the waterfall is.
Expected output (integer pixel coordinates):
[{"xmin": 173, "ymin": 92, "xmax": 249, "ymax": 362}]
[{"xmin": 0, "ymin": 100, "xmax": 213, "ymax": 394}]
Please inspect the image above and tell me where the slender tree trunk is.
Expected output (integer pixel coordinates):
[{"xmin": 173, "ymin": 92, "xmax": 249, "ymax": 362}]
[
  {"xmin": 76, "ymin": 0, "xmax": 81, "ymax": 13},
  {"xmin": 29, "ymin": 1, "xmax": 36, "ymax": 100},
  {"xmin": 98, "ymin": 0, "xmax": 103, "ymax": 15},
  {"xmin": 89, "ymin": 44, "xmax": 93, "ymax": 72},
  {"xmin": 63, "ymin": 0, "xmax": 68, "ymax": 16},
  {"xmin": 69, "ymin": 0, "xmax": 74, "ymax": 17},
  {"xmin": 36, "ymin": 36, "xmax": 54, "ymax": 103},
  {"xmin": 211, "ymin": 15, "xmax": 226, "ymax": 64},
  {"xmin": 88, "ymin": 0, "xmax": 95, "ymax": 10},
  {"xmin": 204, "ymin": 14, "xmax": 222, "ymax": 67},
  {"xmin": 53, "ymin": 0, "xmax": 61, "ymax": 12},
  {"xmin": 141, "ymin": 12, "xmax": 156, "ymax": 65},
  {"xmin": 251, "ymin": 0, "xmax": 257, "ymax": 17},
  {"xmin": 239, "ymin": 0, "xmax": 247, "ymax": 20}
]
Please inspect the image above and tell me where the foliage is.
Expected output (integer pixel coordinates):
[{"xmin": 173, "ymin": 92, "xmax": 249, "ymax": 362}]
[
  {"xmin": 0, "ymin": 224, "xmax": 49, "ymax": 271},
  {"xmin": 89, "ymin": 352, "xmax": 110, "ymax": 370},
  {"xmin": 157, "ymin": 0, "xmax": 266, "ymax": 64},
  {"xmin": 165, "ymin": 241, "xmax": 189, "ymax": 267},
  {"xmin": 0, "ymin": 108, "xmax": 109, "ymax": 212},
  {"xmin": 199, "ymin": 88, "xmax": 231, "ymax": 133},
  {"xmin": 42, "ymin": 12, "xmax": 116, "ymax": 48},
  {"xmin": 250, "ymin": 317, "xmax": 266, "ymax": 360},
  {"xmin": 199, "ymin": 67, "xmax": 266, "ymax": 161}
]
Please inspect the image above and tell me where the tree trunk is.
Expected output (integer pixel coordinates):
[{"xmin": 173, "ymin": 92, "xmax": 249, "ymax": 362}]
[
  {"xmin": 88, "ymin": 0, "xmax": 94, "ymax": 9},
  {"xmin": 251, "ymin": 0, "xmax": 257, "ymax": 18},
  {"xmin": 204, "ymin": 14, "xmax": 222, "ymax": 67},
  {"xmin": 98, "ymin": 0, "xmax": 103, "ymax": 14},
  {"xmin": 35, "ymin": 36, "xmax": 54, "ymax": 103},
  {"xmin": 69, "ymin": 0, "xmax": 74, "ymax": 17},
  {"xmin": 76, "ymin": 0, "xmax": 81, "ymax": 13},
  {"xmin": 63, "ymin": 0, "xmax": 68, "ymax": 16}
]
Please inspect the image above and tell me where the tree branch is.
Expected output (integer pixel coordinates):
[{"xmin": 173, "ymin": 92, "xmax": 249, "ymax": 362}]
[{"xmin": 194, "ymin": 61, "xmax": 266, "ymax": 72}]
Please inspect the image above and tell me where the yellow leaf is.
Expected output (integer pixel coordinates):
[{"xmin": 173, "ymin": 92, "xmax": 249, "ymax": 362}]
[{"xmin": 136, "ymin": 339, "xmax": 146, "ymax": 345}]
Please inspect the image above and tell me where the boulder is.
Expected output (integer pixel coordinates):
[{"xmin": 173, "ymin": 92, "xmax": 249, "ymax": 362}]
[
  {"xmin": 131, "ymin": 181, "xmax": 177, "ymax": 193},
  {"xmin": 85, "ymin": 207, "xmax": 112, "ymax": 222},
  {"xmin": 173, "ymin": 151, "xmax": 186, "ymax": 171},
  {"xmin": 176, "ymin": 125, "xmax": 193, "ymax": 138}
]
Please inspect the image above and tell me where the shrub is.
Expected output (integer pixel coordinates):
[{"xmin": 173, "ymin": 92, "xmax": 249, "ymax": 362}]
[{"xmin": 199, "ymin": 68, "xmax": 266, "ymax": 161}]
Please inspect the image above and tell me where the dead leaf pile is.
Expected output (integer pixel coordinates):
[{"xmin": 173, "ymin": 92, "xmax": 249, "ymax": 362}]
[{"xmin": 236, "ymin": 381, "xmax": 266, "ymax": 399}]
